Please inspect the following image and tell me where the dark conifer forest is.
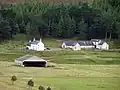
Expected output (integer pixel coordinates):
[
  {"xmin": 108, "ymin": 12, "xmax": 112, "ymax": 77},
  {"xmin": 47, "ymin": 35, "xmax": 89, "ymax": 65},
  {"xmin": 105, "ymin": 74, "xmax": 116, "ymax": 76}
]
[{"xmin": 0, "ymin": 0, "xmax": 120, "ymax": 41}]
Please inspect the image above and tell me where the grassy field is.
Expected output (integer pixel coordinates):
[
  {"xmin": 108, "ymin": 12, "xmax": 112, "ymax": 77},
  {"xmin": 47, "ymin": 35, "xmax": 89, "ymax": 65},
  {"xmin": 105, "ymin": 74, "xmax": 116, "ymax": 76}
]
[
  {"xmin": 0, "ymin": 62, "xmax": 120, "ymax": 90},
  {"xmin": 0, "ymin": 35, "xmax": 120, "ymax": 90}
]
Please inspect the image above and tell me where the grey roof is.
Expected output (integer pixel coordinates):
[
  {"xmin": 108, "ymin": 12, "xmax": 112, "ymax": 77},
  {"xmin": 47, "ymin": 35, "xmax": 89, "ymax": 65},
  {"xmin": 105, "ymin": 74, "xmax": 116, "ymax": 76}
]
[
  {"xmin": 28, "ymin": 40, "xmax": 40, "ymax": 45},
  {"xmin": 91, "ymin": 39, "xmax": 101, "ymax": 42},
  {"xmin": 78, "ymin": 41, "xmax": 86, "ymax": 46},
  {"xmin": 64, "ymin": 41, "xmax": 78, "ymax": 46},
  {"xmin": 16, "ymin": 55, "xmax": 47, "ymax": 62},
  {"xmin": 63, "ymin": 41, "xmax": 94, "ymax": 46},
  {"xmin": 78, "ymin": 41, "xmax": 94, "ymax": 46},
  {"xmin": 16, "ymin": 55, "xmax": 32, "ymax": 61},
  {"xmin": 98, "ymin": 41, "xmax": 105, "ymax": 45}
]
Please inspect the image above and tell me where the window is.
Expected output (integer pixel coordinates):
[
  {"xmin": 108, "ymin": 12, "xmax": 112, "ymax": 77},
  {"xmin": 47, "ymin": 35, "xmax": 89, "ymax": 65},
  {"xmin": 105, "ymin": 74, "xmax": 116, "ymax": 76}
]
[{"xmin": 74, "ymin": 47, "xmax": 76, "ymax": 50}]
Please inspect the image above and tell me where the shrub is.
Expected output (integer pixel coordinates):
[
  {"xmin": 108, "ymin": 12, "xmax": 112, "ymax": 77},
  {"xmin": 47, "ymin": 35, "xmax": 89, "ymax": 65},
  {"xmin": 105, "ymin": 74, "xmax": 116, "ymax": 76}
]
[
  {"xmin": 27, "ymin": 79, "xmax": 34, "ymax": 90},
  {"xmin": 46, "ymin": 87, "xmax": 52, "ymax": 90},
  {"xmin": 38, "ymin": 85, "xmax": 45, "ymax": 90},
  {"xmin": 11, "ymin": 75, "xmax": 17, "ymax": 85}
]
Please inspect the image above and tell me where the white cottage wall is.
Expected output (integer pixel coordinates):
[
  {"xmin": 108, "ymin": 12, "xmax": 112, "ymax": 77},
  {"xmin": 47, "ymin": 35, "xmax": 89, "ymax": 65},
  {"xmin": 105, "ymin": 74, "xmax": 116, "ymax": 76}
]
[
  {"xmin": 72, "ymin": 43, "xmax": 81, "ymax": 50},
  {"xmin": 96, "ymin": 42, "xmax": 109, "ymax": 50},
  {"xmin": 61, "ymin": 43, "xmax": 66, "ymax": 48}
]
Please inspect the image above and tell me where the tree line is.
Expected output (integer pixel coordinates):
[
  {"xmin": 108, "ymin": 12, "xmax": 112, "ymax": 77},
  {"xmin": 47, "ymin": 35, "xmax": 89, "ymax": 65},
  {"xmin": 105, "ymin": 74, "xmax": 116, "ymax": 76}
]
[{"xmin": 0, "ymin": 0, "xmax": 120, "ymax": 41}]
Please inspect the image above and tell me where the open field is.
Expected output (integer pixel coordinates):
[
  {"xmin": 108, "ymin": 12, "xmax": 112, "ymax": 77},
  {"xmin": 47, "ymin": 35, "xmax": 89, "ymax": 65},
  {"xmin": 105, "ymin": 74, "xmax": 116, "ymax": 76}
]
[
  {"xmin": 0, "ymin": 62, "xmax": 120, "ymax": 90},
  {"xmin": 0, "ymin": 35, "xmax": 120, "ymax": 90}
]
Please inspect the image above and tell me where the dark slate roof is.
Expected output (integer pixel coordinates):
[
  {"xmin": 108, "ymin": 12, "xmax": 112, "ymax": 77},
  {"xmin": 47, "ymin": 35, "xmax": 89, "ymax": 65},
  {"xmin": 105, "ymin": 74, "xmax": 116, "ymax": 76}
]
[
  {"xmin": 91, "ymin": 39, "xmax": 101, "ymax": 42},
  {"xmin": 27, "ymin": 40, "xmax": 40, "ymax": 45},
  {"xmin": 78, "ymin": 41, "xmax": 86, "ymax": 46},
  {"xmin": 78, "ymin": 41, "xmax": 94, "ymax": 46},
  {"xmin": 98, "ymin": 41, "xmax": 105, "ymax": 45},
  {"xmin": 85, "ymin": 41, "xmax": 94, "ymax": 46},
  {"xmin": 64, "ymin": 41, "xmax": 77, "ymax": 46}
]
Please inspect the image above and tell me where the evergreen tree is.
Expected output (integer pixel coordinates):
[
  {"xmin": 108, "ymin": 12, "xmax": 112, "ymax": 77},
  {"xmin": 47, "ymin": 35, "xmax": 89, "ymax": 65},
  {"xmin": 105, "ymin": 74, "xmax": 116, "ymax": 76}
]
[
  {"xmin": 77, "ymin": 19, "xmax": 88, "ymax": 40},
  {"xmin": 0, "ymin": 16, "xmax": 12, "ymax": 41}
]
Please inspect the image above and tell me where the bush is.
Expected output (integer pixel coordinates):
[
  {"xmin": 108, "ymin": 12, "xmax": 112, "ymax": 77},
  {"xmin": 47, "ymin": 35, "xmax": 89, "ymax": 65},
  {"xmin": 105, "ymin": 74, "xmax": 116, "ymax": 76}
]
[
  {"xmin": 46, "ymin": 87, "xmax": 52, "ymax": 90},
  {"xmin": 28, "ymin": 79, "xmax": 34, "ymax": 90},
  {"xmin": 11, "ymin": 75, "xmax": 17, "ymax": 85},
  {"xmin": 38, "ymin": 85, "xmax": 45, "ymax": 90}
]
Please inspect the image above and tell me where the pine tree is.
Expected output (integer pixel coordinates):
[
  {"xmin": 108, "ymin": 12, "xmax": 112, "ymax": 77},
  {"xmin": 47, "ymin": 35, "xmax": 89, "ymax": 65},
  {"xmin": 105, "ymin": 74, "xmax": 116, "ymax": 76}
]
[
  {"xmin": 77, "ymin": 19, "xmax": 88, "ymax": 40},
  {"xmin": 0, "ymin": 16, "xmax": 12, "ymax": 41}
]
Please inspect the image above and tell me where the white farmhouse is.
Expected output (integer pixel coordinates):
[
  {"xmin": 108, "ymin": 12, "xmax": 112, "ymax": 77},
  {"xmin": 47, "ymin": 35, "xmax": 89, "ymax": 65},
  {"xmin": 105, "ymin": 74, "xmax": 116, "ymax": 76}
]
[
  {"xmin": 61, "ymin": 41, "xmax": 81, "ymax": 50},
  {"xmin": 26, "ymin": 38, "xmax": 45, "ymax": 51}
]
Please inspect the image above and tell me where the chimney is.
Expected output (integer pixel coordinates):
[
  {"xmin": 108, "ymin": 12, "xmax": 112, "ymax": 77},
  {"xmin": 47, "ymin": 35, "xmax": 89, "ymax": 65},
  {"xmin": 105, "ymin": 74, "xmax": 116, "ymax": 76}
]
[
  {"xmin": 33, "ymin": 38, "xmax": 35, "ymax": 42},
  {"xmin": 40, "ymin": 38, "xmax": 42, "ymax": 42}
]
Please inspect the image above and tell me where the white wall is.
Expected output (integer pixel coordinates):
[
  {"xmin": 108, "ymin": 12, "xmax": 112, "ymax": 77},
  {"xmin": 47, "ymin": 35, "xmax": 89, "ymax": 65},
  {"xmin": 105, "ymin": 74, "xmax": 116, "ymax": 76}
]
[
  {"xmin": 61, "ymin": 43, "xmax": 81, "ymax": 50},
  {"xmin": 96, "ymin": 42, "xmax": 109, "ymax": 50},
  {"xmin": 61, "ymin": 43, "xmax": 75, "ymax": 49},
  {"xmin": 72, "ymin": 43, "xmax": 81, "ymax": 50},
  {"xmin": 61, "ymin": 43, "xmax": 67, "ymax": 48},
  {"xmin": 26, "ymin": 42, "xmax": 44, "ymax": 51},
  {"xmin": 80, "ymin": 45, "xmax": 94, "ymax": 49},
  {"xmin": 15, "ymin": 60, "xmax": 23, "ymax": 66}
]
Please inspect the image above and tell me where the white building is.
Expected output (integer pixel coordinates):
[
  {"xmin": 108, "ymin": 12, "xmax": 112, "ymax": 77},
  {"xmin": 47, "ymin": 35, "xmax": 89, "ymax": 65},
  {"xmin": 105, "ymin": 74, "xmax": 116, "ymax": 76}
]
[
  {"xmin": 61, "ymin": 41, "xmax": 81, "ymax": 51},
  {"xmin": 26, "ymin": 38, "xmax": 45, "ymax": 51},
  {"xmin": 96, "ymin": 41, "xmax": 109, "ymax": 50},
  {"xmin": 15, "ymin": 55, "xmax": 47, "ymax": 67},
  {"xmin": 91, "ymin": 39, "xmax": 109, "ymax": 50},
  {"xmin": 61, "ymin": 39, "xmax": 109, "ymax": 50}
]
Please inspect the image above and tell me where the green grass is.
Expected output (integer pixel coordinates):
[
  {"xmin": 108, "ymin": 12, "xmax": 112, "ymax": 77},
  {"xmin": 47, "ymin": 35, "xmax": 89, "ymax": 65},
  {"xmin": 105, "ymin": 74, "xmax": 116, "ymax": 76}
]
[
  {"xmin": 0, "ymin": 62, "xmax": 120, "ymax": 90},
  {"xmin": 0, "ymin": 36, "xmax": 120, "ymax": 65},
  {"xmin": 0, "ymin": 50, "xmax": 120, "ymax": 64}
]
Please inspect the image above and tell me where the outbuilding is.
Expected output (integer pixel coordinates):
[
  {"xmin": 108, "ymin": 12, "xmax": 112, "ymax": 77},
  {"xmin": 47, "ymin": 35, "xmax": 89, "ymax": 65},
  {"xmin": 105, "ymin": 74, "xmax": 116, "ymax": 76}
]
[
  {"xmin": 61, "ymin": 41, "xmax": 81, "ymax": 50},
  {"xmin": 96, "ymin": 41, "xmax": 109, "ymax": 50},
  {"xmin": 91, "ymin": 39, "xmax": 109, "ymax": 50},
  {"xmin": 15, "ymin": 55, "xmax": 47, "ymax": 67}
]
